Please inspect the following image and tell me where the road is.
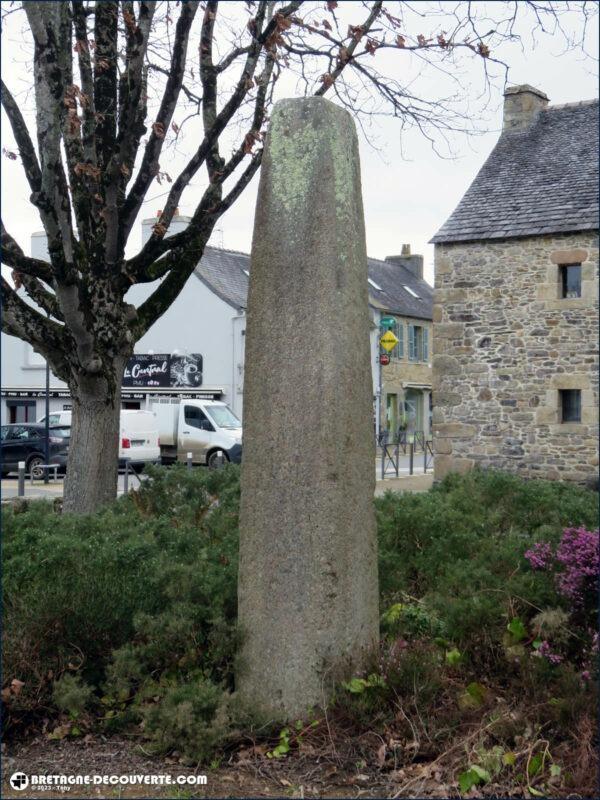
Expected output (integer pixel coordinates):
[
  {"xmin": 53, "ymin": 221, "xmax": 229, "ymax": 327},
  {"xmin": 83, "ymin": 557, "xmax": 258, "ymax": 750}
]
[
  {"xmin": 2, "ymin": 453, "xmax": 433, "ymax": 502},
  {"xmin": 0, "ymin": 472, "xmax": 146, "ymax": 501}
]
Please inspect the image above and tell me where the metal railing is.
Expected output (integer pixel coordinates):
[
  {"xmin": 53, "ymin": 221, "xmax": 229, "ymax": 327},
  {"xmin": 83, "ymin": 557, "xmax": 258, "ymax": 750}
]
[
  {"xmin": 378, "ymin": 433, "xmax": 434, "ymax": 479},
  {"xmin": 377, "ymin": 430, "xmax": 430, "ymax": 452}
]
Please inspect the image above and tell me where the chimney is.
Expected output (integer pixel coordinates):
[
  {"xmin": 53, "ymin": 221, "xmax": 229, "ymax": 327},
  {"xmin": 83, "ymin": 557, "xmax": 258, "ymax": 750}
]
[
  {"xmin": 385, "ymin": 244, "xmax": 423, "ymax": 281},
  {"xmin": 141, "ymin": 208, "xmax": 190, "ymax": 246},
  {"xmin": 503, "ymin": 84, "xmax": 548, "ymax": 132}
]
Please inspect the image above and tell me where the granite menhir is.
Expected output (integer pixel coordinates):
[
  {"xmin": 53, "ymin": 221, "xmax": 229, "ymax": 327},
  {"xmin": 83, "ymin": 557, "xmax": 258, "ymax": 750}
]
[{"xmin": 237, "ymin": 97, "xmax": 379, "ymax": 719}]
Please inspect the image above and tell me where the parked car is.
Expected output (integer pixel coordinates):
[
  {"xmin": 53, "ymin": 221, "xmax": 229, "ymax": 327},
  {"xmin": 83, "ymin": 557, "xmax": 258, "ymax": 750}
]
[{"xmin": 0, "ymin": 424, "xmax": 71, "ymax": 478}]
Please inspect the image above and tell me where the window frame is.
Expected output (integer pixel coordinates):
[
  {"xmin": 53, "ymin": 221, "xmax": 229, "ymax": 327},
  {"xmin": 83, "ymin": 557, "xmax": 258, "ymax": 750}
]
[
  {"xmin": 408, "ymin": 324, "xmax": 425, "ymax": 362},
  {"xmin": 559, "ymin": 389, "xmax": 581, "ymax": 423},
  {"xmin": 391, "ymin": 319, "xmax": 404, "ymax": 360},
  {"xmin": 560, "ymin": 263, "xmax": 582, "ymax": 299}
]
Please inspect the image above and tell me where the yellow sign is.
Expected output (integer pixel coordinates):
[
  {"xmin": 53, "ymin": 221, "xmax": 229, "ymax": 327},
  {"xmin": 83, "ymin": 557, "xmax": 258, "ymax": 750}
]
[{"xmin": 379, "ymin": 330, "xmax": 399, "ymax": 352}]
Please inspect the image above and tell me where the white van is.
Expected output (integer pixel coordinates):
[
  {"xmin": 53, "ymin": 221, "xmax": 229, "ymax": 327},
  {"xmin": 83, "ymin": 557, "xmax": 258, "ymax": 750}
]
[
  {"xmin": 119, "ymin": 410, "xmax": 160, "ymax": 468},
  {"xmin": 151, "ymin": 399, "xmax": 242, "ymax": 467},
  {"xmin": 39, "ymin": 410, "xmax": 73, "ymax": 426},
  {"xmin": 38, "ymin": 409, "xmax": 161, "ymax": 469}
]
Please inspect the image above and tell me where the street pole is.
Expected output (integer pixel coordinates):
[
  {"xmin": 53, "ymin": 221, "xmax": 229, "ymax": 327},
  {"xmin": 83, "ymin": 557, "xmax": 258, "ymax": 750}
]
[
  {"xmin": 44, "ymin": 355, "xmax": 50, "ymax": 484},
  {"xmin": 377, "ymin": 349, "xmax": 383, "ymax": 443}
]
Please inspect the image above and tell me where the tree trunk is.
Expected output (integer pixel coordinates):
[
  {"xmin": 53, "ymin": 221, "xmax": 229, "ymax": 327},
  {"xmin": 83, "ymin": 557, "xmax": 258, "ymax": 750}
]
[{"xmin": 62, "ymin": 358, "xmax": 125, "ymax": 514}]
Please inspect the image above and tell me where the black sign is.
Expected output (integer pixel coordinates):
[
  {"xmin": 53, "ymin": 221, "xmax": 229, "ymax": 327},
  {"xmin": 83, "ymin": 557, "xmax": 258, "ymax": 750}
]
[
  {"xmin": 122, "ymin": 353, "xmax": 203, "ymax": 388},
  {"xmin": 123, "ymin": 354, "xmax": 170, "ymax": 387}
]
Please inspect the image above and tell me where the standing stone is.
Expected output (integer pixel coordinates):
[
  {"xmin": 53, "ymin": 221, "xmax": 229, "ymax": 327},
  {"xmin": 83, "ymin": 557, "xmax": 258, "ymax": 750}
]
[{"xmin": 237, "ymin": 97, "xmax": 379, "ymax": 720}]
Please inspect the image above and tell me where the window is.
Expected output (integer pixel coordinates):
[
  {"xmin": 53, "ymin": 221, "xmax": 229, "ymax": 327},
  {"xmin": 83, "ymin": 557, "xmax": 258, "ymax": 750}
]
[
  {"xmin": 422, "ymin": 327, "xmax": 429, "ymax": 362},
  {"xmin": 7, "ymin": 400, "xmax": 36, "ymax": 423},
  {"xmin": 560, "ymin": 264, "xmax": 581, "ymax": 298},
  {"xmin": 206, "ymin": 405, "xmax": 241, "ymax": 429},
  {"xmin": 391, "ymin": 319, "xmax": 404, "ymax": 360},
  {"xmin": 408, "ymin": 324, "xmax": 429, "ymax": 361},
  {"xmin": 403, "ymin": 285, "xmax": 420, "ymax": 299},
  {"xmin": 8, "ymin": 426, "xmax": 35, "ymax": 441},
  {"xmin": 184, "ymin": 405, "xmax": 213, "ymax": 431},
  {"xmin": 368, "ymin": 277, "xmax": 382, "ymax": 291},
  {"xmin": 560, "ymin": 390, "xmax": 581, "ymax": 423}
]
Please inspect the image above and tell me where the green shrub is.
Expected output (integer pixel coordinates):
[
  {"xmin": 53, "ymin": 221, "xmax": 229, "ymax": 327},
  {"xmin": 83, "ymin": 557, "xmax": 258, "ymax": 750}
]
[
  {"xmin": 3, "ymin": 466, "xmax": 597, "ymax": 765},
  {"xmin": 2, "ymin": 465, "xmax": 240, "ymax": 734},
  {"xmin": 52, "ymin": 673, "xmax": 94, "ymax": 716},
  {"xmin": 140, "ymin": 677, "xmax": 230, "ymax": 763},
  {"xmin": 376, "ymin": 469, "xmax": 598, "ymax": 665}
]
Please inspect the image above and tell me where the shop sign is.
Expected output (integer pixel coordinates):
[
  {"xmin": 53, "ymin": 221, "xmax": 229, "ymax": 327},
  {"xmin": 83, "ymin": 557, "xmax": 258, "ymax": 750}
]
[{"xmin": 122, "ymin": 353, "xmax": 203, "ymax": 388}]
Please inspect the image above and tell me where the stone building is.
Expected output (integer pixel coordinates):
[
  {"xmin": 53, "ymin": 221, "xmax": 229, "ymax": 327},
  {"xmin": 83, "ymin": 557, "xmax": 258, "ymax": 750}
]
[
  {"xmin": 431, "ymin": 85, "xmax": 599, "ymax": 484},
  {"xmin": 368, "ymin": 246, "xmax": 433, "ymax": 438}
]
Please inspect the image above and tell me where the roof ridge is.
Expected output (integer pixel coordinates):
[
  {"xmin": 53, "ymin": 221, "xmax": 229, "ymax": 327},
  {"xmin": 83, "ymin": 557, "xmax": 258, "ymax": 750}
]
[
  {"xmin": 204, "ymin": 243, "xmax": 250, "ymax": 258},
  {"xmin": 544, "ymin": 98, "xmax": 599, "ymax": 112}
]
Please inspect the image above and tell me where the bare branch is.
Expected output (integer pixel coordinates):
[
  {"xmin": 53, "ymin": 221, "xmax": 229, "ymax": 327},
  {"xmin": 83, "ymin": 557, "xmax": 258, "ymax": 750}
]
[
  {"xmin": 119, "ymin": 1, "xmax": 200, "ymax": 248},
  {"xmin": 23, "ymin": 1, "xmax": 77, "ymax": 279},
  {"xmin": 17, "ymin": 274, "xmax": 64, "ymax": 323},
  {"xmin": 125, "ymin": 1, "xmax": 303, "ymax": 279},
  {"xmin": 0, "ymin": 80, "xmax": 42, "ymax": 196},
  {"xmin": 1, "ymin": 222, "xmax": 53, "ymax": 283},
  {"xmin": 1, "ymin": 277, "xmax": 67, "ymax": 371}
]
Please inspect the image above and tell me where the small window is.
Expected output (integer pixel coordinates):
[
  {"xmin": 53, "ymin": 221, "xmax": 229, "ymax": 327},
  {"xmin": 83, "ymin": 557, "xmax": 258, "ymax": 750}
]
[
  {"xmin": 391, "ymin": 320, "xmax": 404, "ymax": 360},
  {"xmin": 368, "ymin": 278, "xmax": 382, "ymax": 291},
  {"xmin": 403, "ymin": 285, "xmax": 420, "ymax": 299},
  {"xmin": 408, "ymin": 324, "xmax": 425, "ymax": 361},
  {"xmin": 9, "ymin": 426, "xmax": 33, "ymax": 441},
  {"xmin": 560, "ymin": 389, "xmax": 581, "ymax": 423},
  {"xmin": 560, "ymin": 264, "xmax": 581, "ymax": 298},
  {"xmin": 422, "ymin": 327, "xmax": 429, "ymax": 362},
  {"xmin": 184, "ymin": 406, "xmax": 214, "ymax": 432}
]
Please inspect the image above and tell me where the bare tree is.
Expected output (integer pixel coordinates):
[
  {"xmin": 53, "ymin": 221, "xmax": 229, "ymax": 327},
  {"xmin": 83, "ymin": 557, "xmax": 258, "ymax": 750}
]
[{"xmin": 1, "ymin": 0, "xmax": 595, "ymax": 512}]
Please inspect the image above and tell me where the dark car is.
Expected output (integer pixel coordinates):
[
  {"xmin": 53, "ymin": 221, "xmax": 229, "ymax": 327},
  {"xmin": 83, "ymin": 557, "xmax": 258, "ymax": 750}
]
[{"xmin": 1, "ymin": 424, "xmax": 71, "ymax": 478}]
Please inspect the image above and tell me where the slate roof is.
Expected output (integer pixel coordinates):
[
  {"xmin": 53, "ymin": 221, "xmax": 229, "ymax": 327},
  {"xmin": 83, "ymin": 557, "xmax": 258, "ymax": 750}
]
[
  {"xmin": 193, "ymin": 245, "xmax": 433, "ymax": 320},
  {"xmin": 194, "ymin": 246, "xmax": 249, "ymax": 311},
  {"xmin": 366, "ymin": 256, "xmax": 433, "ymax": 320},
  {"xmin": 431, "ymin": 99, "xmax": 599, "ymax": 244}
]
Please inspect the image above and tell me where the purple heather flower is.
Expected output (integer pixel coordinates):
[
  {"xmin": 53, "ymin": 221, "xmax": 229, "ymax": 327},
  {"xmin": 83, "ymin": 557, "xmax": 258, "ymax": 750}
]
[
  {"xmin": 524, "ymin": 541, "xmax": 553, "ymax": 570},
  {"xmin": 555, "ymin": 527, "xmax": 599, "ymax": 606}
]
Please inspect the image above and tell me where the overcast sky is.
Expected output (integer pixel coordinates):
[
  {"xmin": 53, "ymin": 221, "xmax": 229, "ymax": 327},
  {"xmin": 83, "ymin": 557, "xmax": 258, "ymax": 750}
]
[{"xmin": 1, "ymin": 2, "xmax": 598, "ymax": 287}]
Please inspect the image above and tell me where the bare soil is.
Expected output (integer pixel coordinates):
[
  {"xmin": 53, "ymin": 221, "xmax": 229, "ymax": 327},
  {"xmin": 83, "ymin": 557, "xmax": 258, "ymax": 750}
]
[{"xmin": 3, "ymin": 732, "xmax": 584, "ymax": 800}]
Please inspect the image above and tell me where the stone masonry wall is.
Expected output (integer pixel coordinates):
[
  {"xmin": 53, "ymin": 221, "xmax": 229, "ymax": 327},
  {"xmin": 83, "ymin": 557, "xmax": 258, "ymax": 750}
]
[{"xmin": 433, "ymin": 232, "xmax": 599, "ymax": 484}]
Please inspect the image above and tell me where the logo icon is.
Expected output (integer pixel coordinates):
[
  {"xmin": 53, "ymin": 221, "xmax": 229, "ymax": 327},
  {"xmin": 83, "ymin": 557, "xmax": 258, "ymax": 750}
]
[{"xmin": 10, "ymin": 773, "xmax": 29, "ymax": 791}]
